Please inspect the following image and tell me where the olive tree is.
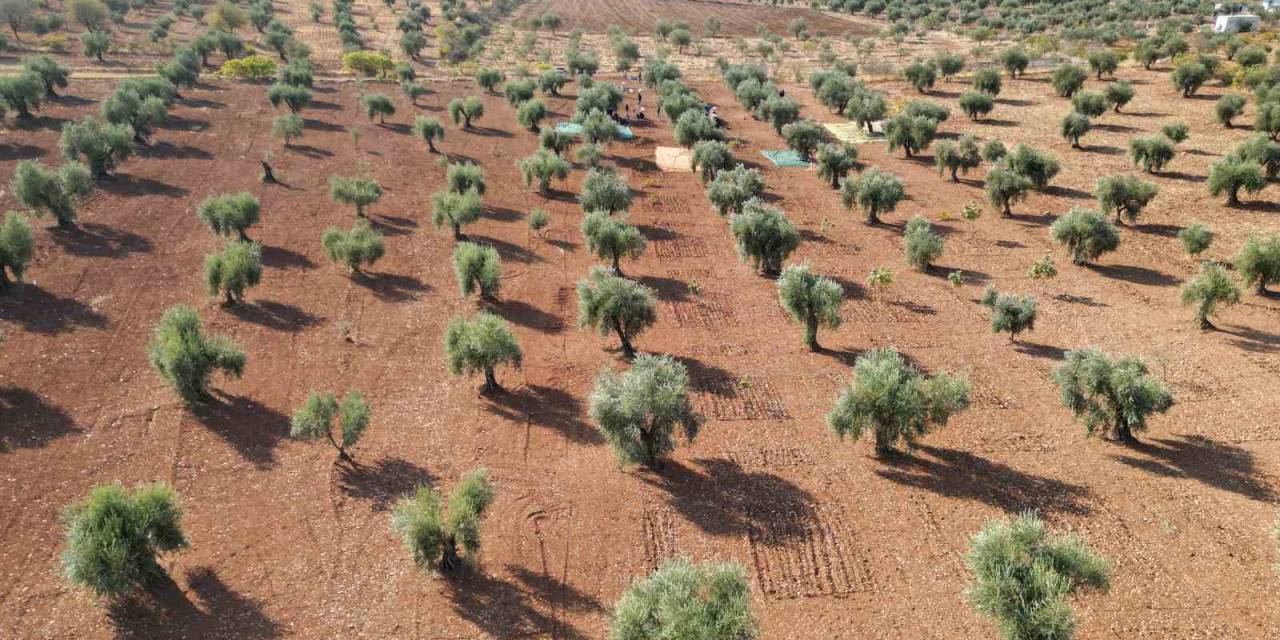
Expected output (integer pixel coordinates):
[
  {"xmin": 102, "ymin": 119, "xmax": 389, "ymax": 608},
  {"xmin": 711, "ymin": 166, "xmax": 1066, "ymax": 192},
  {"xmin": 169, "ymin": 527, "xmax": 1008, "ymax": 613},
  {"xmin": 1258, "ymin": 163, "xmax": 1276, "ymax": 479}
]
[
  {"xmin": 503, "ymin": 78, "xmax": 534, "ymax": 107},
  {"xmin": 590, "ymin": 353, "xmax": 701, "ymax": 467},
  {"xmin": 780, "ymin": 119, "xmax": 824, "ymax": 161},
  {"xmin": 22, "ymin": 55, "xmax": 68, "ymax": 96},
  {"xmin": 453, "ymin": 241, "xmax": 501, "ymax": 299},
  {"xmin": 518, "ymin": 149, "xmax": 570, "ymax": 195},
  {"xmin": 958, "ymin": 91, "xmax": 994, "ymax": 120},
  {"xmin": 1128, "ymin": 136, "xmax": 1175, "ymax": 173},
  {"xmin": 581, "ymin": 211, "xmax": 646, "ymax": 276},
  {"xmin": 148, "ymin": 305, "xmax": 246, "ymax": 404},
  {"xmin": 1050, "ymin": 63, "xmax": 1087, "ymax": 98},
  {"xmin": 101, "ymin": 87, "xmax": 169, "ymax": 144},
  {"xmin": 1005, "ymin": 144, "xmax": 1059, "ymax": 189},
  {"xmin": 967, "ymin": 513, "xmax": 1109, "ymax": 640},
  {"xmin": 828, "ymin": 347, "xmax": 971, "ymax": 454},
  {"xmin": 707, "ymin": 164, "xmax": 764, "ymax": 217},
  {"xmin": 1061, "ymin": 112, "xmax": 1091, "ymax": 148},
  {"xmin": 1087, "ymin": 49, "xmax": 1120, "ymax": 79},
  {"xmin": 61, "ymin": 482, "xmax": 187, "ymax": 597},
  {"xmin": 980, "ymin": 286, "xmax": 1036, "ymax": 342},
  {"xmin": 1104, "ymin": 80, "xmax": 1135, "ymax": 113},
  {"xmin": 12, "ymin": 160, "xmax": 92, "ymax": 228},
  {"xmin": 1094, "ymin": 175, "xmax": 1158, "ymax": 225},
  {"xmin": 272, "ymin": 113, "xmax": 303, "ymax": 146},
  {"xmin": 611, "ymin": 558, "xmax": 757, "ymax": 640},
  {"xmin": 1234, "ymin": 234, "xmax": 1280, "ymax": 294},
  {"xmin": 972, "ymin": 66, "xmax": 1001, "ymax": 96},
  {"xmin": 814, "ymin": 143, "xmax": 857, "ymax": 189},
  {"xmin": 934, "ymin": 136, "xmax": 981, "ymax": 181},
  {"xmin": 1179, "ymin": 223, "xmax": 1213, "ymax": 258},
  {"xmin": 290, "ymin": 390, "xmax": 370, "ymax": 461},
  {"xmin": 59, "ymin": 116, "xmax": 134, "ymax": 179},
  {"xmin": 674, "ymin": 109, "xmax": 722, "ymax": 148},
  {"xmin": 1216, "ymin": 94, "xmax": 1246, "ymax": 127},
  {"xmin": 903, "ymin": 215, "xmax": 943, "ymax": 271},
  {"xmin": 267, "ymin": 82, "xmax": 311, "ymax": 113},
  {"xmin": 1070, "ymin": 91, "xmax": 1106, "ymax": 119},
  {"xmin": 198, "ymin": 192, "xmax": 260, "ymax": 240},
  {"xmin": 1050, "ymin": 208, "xmax": 1119, "ymax": 265},
  {"xmin": 474, "ymin": 68, "xmax": 504, "ymax": 93},
  {"xmin": 984, "ymin": 165, "xmax": 1032, "ymax": 217},
  {"xmin": 391, "ymin": 469, "xmax": 495, "ymax": 573},
  {"xmin": 843, "ymin": 88, "xmax": 886, "ymax": 132},
  {"xmin": 730, "ymin": 201, "xmax": 799, "ymax": 277},
  {"xmin": 841, "ymin": 167, "xmax": 905, "ymax": 224},
  {"xmin": 902, "ymin": 60, "xmax": 936, "ymax": 93},
  {"xmin": 580, "ymin": 168, "xmax": 633, "ymax": 214},
  {"xmin": 1181, "ymin": 263, "xmax": 1240, "ymax": 330},
  {"xmin": 444, "ymin": 311, "xmax": 522, "ymax": 393},
  {"xmin": 431, "ymin": 189, "xmax": 483, "ymax": 240},
  {"xmin": 321, "ymin": 222, "xmax": 384, "ymax": 273},
  {"xmin": 359, "ymin": 92, "xmax": 395, "ymax": 124},
  {"xmin": 204, "ymin": 241, "xmax": 262, "ymax": 305},
  {"xmin": 690, "ymin": 140, "xmax": 733, "ymax": 184},
  {"xmin": 759, "ymin": 94, "xmax": 800, "ymax": 134},
  {"xmin": 515, "ymin": 98, "xmax": 547, "ymax": 132},
  {"xmin": 447, "ymin": 96, "xmax": 484, "ymax": 128},
  {"xmin": 0, "ymin": 70, "xmax": 44, "ymax": 118},
  {"xmin": 884, "ymin": 113, "xmax": 937, "ymax": 158},
  {"xmin": 411, "ymin": 115, "xmax": 444, "ymax": 153},
  {"xmin": 1171, "ymin": 61, "xmax": 1208, "ymax": 97},
  {"xmin": 1208, "ymin": 157, "xmax": 1265, "ymax": 206},
  {"xmin": 539, "ymin": 128, "xmax": 574, "ymax": 157},
  {"xmin": 0, "ymin": 211, "xmax": 34, "ymax": 290},
  {"xmin": 1000, "ymin": 47, "xmax": 1030, "ymax": 78},
  {"xmin": 1052, "ymin": 348, "xmax": 1172, "ymax": 442},
  {"xmin": 329, "ymin": 173, "xmax": 381, "ymax": 217},
  {"xmin": 446, "ymin": 161, "xmax": 486, "ymax": 196},
  {"xmin": 577, "ymin": 267, "xmax": 656, "ymax": 359},
  {"xmin": 777, "ymin": 264, "xmax": 842, "ymax": 351}
]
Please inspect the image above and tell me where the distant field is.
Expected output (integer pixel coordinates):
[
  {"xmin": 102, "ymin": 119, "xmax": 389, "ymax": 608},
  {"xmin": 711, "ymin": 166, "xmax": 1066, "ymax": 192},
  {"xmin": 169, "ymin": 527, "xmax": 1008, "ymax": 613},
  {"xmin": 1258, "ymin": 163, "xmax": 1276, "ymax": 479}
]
[{"xmin": 512, "ymin": 0, "xmax": 875, "ymax": 37}]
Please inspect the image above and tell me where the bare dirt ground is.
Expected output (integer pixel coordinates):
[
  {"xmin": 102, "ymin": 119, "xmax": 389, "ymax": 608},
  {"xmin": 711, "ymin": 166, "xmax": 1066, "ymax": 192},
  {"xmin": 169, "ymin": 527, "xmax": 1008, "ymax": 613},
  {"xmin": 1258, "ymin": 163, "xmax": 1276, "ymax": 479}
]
[
  {"xmin": 513, "ymin": 0, "xmax": 871, "ymax": 39},
  {"xmin": 1, "ymin": 55, "xmax": 1279, "ymax": 640}
]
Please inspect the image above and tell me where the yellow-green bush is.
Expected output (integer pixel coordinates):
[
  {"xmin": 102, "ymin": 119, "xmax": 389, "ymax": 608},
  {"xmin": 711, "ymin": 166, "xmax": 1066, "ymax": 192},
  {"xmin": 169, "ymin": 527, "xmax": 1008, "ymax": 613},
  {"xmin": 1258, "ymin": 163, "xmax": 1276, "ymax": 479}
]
[
  {"xmin": 342, "ymin": 51, "xmax": 394, "ymax": 78},
  {"xmin": 219, "ymin": 55, "xmax": 277, "ymax": 80}
]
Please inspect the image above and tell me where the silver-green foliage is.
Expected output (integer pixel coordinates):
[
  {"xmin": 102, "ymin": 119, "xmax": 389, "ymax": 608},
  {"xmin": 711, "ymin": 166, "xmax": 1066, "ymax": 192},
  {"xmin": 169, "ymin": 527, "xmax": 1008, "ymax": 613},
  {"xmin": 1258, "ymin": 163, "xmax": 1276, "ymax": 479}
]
[
  {"xmin": 322, "ymin": 221, "xmax": 384, "ymax": 272},
  {"xmin": 453, "ymin": 241, "xmax": 501, "ymax": 299},
  {"xmin": 444, "ymin": 311, "xmax": 522, "ymax": 393},
  {"xmin": 730, "ymin": 200, "xmax": 799, "ymax": 277},
  {"xmin": 290, "ymin": 390, "xmax": 371, "ymax": 460},
  {"xmin": 903, "ymin": 215, "xmax": 943, "ymax": 271},
  {"xmin": 1180, "ymin": 262, "xmax": 1240, "ymax": 330},
  {"xmin": 828, "ymin": 347, "xmax": 970, "ymax": 453},
  {"xmin": 431, "ymin": 189, "xmax": 483, "ymax": 239},
  {"xmin": 980, "ymin": 286, "xmax": 1036, "ymax": 341},
  {"xmin": 581, "ymin": 211, "xmax": 646, "ymax": 276},
  {"xmin": 391, "ymin": 469, "xmax": 495, "ymax": 573},
  {"xmin": 198, "ymin": 192, "xmax": 260, "ymax": 240},
  {"xmin": 0, "ymin": 211, "xmax": 34, "ymax": 289},
  {"xmin": 1234, "ymin": 233, "xmax": 1280, "ymax": 294},
  {"xmin": 610, "ymin": 557, "xmax": 756, "ymax": 640},
  {"xmin": 966, "ymin": 512, "xmax": 1109, "ymax": 640},
  {"xmin": 777, "ymin": 263, "xmax": 842, "ymax": 351},
  {"xmin": 61, "ymin": 482, "xmax": 187, "ymax": 596},
  {"xmin": 1178, "ymin": 223, "xmax": 1212, "ymax": 257},
  {"xmin": 1052, "ymin": 348, "xmax": 1172, "ymax": 442},
  {"xmin": 148, "ymin": 305, "xmax": 246, "ymax": 403},
  {"xmin": 1050, "ymin": 208, "xmax": 1119, "ymax": 265},
  {"xmin": 841, "ymin": 167, "xmax": 905, "ymax": 224},
  {"xmin": 577, "ymin": 266, "xmax": 656, "ymax": 359},
  {"xmin": 12, "ymin": 160, "xmax": 92, "ymax": 228},
  {"xmin": 707, "ymin": 164, "xmax": 764, "ymax": 217},
  {"xmin": 590, "ymin": 353, "xmax": 701, "ymax": 466},
  {"xmin": 204, "ymin": 240, "xmax": 262, "ymax": 305},
  {"xmin": 580, "ymin": 167, "xmax": 633, "ymax": 214}
]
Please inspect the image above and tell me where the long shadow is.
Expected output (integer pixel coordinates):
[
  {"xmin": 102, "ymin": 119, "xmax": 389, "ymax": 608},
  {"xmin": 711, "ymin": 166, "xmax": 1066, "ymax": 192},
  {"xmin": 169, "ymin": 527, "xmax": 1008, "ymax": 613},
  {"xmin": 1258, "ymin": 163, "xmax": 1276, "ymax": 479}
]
[
  {"xmin": 52, "ymin": 222, "xmax": 152, "ymax": 258},
  {"xmin": 380, "ymin": 122, "xmax": 411, "ymax": 135},
  {"xmin": 303, "ymin": 118, "xmax": 346, "ymax": 132},
  {"xmin": 977, "ymin": 118, "xmax": 1019, "ymax": 127},
  {"xmin": 1159, "ymin": 170, "xmax": 1207, "ymax": 184},
  {"xmin": 637, "ymin": 275, "xmax": 691, "ymax": 302},
  {"xmin": 1041, "ymin": 184, "xmax": 1092, "ymax": 200},
  {"xmin": 827, "ymin": 275, "xmax": 867, "ymax": 299},
  {"xmin": 354, "ymin": 271, "xmax": 430, "ymax": 302},
  {"xmin": 259, "ymin": 244, "xmax": 316, "ymax": 270},
  {"xmin": 1112, "ymin": 435, "xmax": 1276, "ymax": 503},
  {"xmin": 636, "ymin": 224, "xmax": 677, "ymax": 241},
  {"xmin": 926, "ymin": 264, "xmax": 991, "ymax": 283},
  {"xmin": 1014, "ymin": 341, "xmax": 1067, "ymax": 360},
  {"xmin": 875, "ymin": 445, "xmax": 1093, "ymax": 518},
  {"xmin": 1089, "ymin": 263, "xmax": 1180, "ymax": 287},
  {"xmin": 1087, "ymin": 145, "xmax": 1126, "ymax": 156},
  {"xmin": 14, "ymin": 114, "xmax": 68, "ymax": 132},
  {"xmin": 1220, "ymin": 323, "xmax": 1280, "ymax": 354},
  {"xmin": 1137, "ymin": 223, "xmax": 1182, "ymax": 238},
  {"xmin": 180, "ymin": 97, "xmax": 224, "ymax": 109},
  {"xmin": 484, "ymin": 383, "xmax": 601, "ymax": 445},
  {"xmin": 1093, "ymin": 122, "xmax": 1140, "ymax": 133},
  {"xmin": 466, "ymin": 234, "xmax": 536, "ymax": 264},
  {"xmin": 368, "ymin": 216, "xmax": 413, "ymax": 237},
  {"xmin": 140, "ymin": 141, "xmax": 214, "ymax": 160},
  {"xmin": 0, "ymin": 285, "xmax": 108, "ymax": 334},
  {"xmin": 53, "ymin": 94, "xmax": 96, "ymax": 107},
  {"xmin": 108, "ymin": 568, "xmax": 282, "ymax": 639},
  {"xmin": 1053, "ymin": 293, "xmax": 1107, "ymax": 307},
  {"xmin": 674, "ymin": 356, "xmax": 738, "ymax": 398},
  {"xmin": 486, "ymin": 206, "xmax": 523, "ymax": 222},
  {"xmin": 642, "ymin": 457, "xmax": 817, "ymax": 539},
  {"xmin": 226, "ymin": 299, "xmax": 322, "ymax": 333},
  {"xmin": 0, "ymin": 387, "xmax": 79, "ymax": 452},
  {"xmin": 0, "ymin": 143, "xmax": 47, "ymax": 160},
  {"xmin": 614, "ymin": 155, "xmax": 659, "ymax": 172},
  {"xmin": 102, "ymin": 173, "xmax": 189, "ymax": 198},
  {"xmin": 815, "ymin": 346, "xmax": 863, "ymax": 367},
  {"xmin": 469, "ymin": 126, "xmax": 513, "ymax": 138},
  {"xmin": 288, "ymin": 143, "xmax": 333, "ymax": 158},
  {"xmin": 157, "ymin": 114, "xmax": 209, "ymax": 130},
  {"xmin": 1237, "ymin": 199, "xmax": 1280, "ymax": 213},
  {"xmin": 308, "ymin": 99, "xmax": 341, "ymax": 111},
  {"xmin": 506, "ymin": 565, "xmax": 605, "ymax": 616},
  {"xmin": 488, "ymin": 297, "xmax": 563, "ymax": 332},
  {"xmin": 336, "ymin": 455, "xmax": 436, "ymax": 511},
  {"xmin": 995, "ymin": 97, "xmax": 1035, "ymax": 107},
  {"xmin": 445, "ymin": 567, "xmax": 590, "ymax": 640},
  {"xmin": 193, "ymin": 392, "xmax": 290, "ymax": 468}
]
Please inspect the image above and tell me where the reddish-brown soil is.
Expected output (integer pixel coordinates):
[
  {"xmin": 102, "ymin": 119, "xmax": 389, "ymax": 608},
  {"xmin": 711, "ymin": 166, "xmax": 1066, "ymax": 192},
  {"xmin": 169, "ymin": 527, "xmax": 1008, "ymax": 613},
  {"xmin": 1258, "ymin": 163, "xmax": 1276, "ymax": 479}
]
[
  {"xmin": 1, "ymin": 62, "xmax": 1279, "ymax": 639},
  {"xmin": 513, "ymin": 0, "xmax": 874, "ymax": 39}
]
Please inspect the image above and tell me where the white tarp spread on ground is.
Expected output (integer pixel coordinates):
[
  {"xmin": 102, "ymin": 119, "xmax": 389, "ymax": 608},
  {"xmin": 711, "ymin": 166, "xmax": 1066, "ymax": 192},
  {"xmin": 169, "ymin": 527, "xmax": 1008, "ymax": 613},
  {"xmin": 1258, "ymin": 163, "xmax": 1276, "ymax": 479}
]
[{"xmin": 655, "ymin": 146, "xmax": 694, "ymax": 172}]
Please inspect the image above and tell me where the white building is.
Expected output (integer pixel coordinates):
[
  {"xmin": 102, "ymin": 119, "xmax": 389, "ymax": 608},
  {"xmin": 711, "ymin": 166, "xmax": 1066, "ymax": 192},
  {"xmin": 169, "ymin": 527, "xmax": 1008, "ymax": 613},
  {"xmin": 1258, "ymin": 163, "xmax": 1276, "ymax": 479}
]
[{"xmin": 1214, "ymin": 14, "xmax": 1262, "ymax": 33}]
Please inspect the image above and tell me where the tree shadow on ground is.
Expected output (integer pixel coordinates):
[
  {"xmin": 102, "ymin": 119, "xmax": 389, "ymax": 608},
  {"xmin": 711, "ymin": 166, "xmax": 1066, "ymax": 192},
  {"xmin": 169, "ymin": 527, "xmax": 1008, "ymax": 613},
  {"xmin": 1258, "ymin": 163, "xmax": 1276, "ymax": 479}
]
[
  {"xmin": 226, "ymin": 299, "xmax": 322, "ymax": 333},
  {"xmin": 0, "ymin": 387, "xmax": 79, "ymax": 452},
  {"xmin": 444, "ymin": 566, "xmax": 590, "ymax": 640},
  {"xmin": 259, "ymin": 244, "xmax": 316, "ymax": 270},
  {"xmin": 487, "ymin": 297, "xmax": 563, "ymax": 333},
  {"xmin": 636, "ymin": 274, "xmax": 691, "ymax": 302},
  {"xmin": 1089, "ymin": 263, "xmax": 1180, "ymax": 287},
  {"xmin": 1053, "ymin": 293, "xmax": 1107, "ymax": 307},
  {"xmin": 0, "ymin": 142, "xmax": 47, "ymax": 161},
  {"xmin": 641, "ymin": 457, "xmax": 817, "ymax": 540},
  {"xmin": 1041, "ymin": 184, "xmax": 1092, "ymax": 200},
  {"xmin": 193, "ymin": 392, "xmax": 291, "ymax": 468},
  {"xmin": 302, "ymin": 118, "xmax": 345, "ymax": 132},
  {"xmin": 108, "ymin": 568, "xmax": 281, "ymax": 639},
  {"xmin": 673, "ymin": 356, "xmax": 738, "ymax": 398},
  {"xmin": 51, "ymin": 222, "xmax": 153, "ymax": 258},
  {"xmin": 483, "ymin": 384, "xmax": 601, "ymax": 445},
  {"xmin": 354, "ymin": 271, "xmax": 430, "ymax": 302},
  {"xmin": 506, "ymin": 565, "xmax": 605, "ymax": 616},
  {"xmin": 1219, "ymin": 323, "xmax": 1280, "ymax": 354},
  {"xmin": 102, "ymin": 173, "xmax": 189, "ymax": 198},
  {"xmin": 139, "ymin": 141, "xmax": 214, "ymax": 160},
  {"xmin": 875, "ymin": 445, "xmax": 1093, "ymax": 518},
  {"xmin": 1112, "ymin": 435, "xmax": 1277, "ymax": 503},
  {"xmin": 1013, "ymin": 341, "xmax": 1067, "ymax": 360},
  {"xmin": 0, "ymin": 285, "xmax": 108, "ymax": 334},
  {"xmin": 336, "ymin": 455, "xmax": 436, "ymax": 511},
  {"xmin": 466, "ymin": 234, "xmax": 536, "ymax": 264}
]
